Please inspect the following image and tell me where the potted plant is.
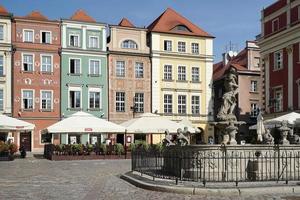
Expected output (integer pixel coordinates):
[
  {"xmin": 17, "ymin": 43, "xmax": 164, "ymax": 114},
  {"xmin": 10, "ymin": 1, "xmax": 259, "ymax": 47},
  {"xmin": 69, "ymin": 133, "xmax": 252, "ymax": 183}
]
[{"xmin": 114, "ymin": 143, "xmax": 124, "ymax": 156}]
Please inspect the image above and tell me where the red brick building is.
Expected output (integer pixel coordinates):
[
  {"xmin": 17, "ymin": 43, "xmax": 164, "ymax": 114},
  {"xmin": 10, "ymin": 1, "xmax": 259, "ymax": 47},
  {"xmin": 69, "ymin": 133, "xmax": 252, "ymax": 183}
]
[
  {"xmin": 12, "ymin": 11, "xmax": 61, "ymax": 152},
  {"xmin": 258, "ymin": 0, "xmax": 300, "ymax": 118}
]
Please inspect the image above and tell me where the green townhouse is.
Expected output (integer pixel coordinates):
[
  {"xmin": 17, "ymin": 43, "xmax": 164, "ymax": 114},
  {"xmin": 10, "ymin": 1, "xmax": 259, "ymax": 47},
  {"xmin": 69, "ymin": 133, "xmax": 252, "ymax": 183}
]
[{"xmin": 60, "ymin": 10, "xmax": 107, "ymax": 144}]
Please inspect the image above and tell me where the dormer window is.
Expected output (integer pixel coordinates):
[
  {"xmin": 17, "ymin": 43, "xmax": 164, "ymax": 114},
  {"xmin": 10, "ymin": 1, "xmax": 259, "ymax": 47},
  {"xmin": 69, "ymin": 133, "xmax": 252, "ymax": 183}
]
[
  {"xmin": 172, "ymin": 25, "xmax": 191, "ymax": 32},
  {"xmin": 121, "ymin": 40, "xmax": 137, "ymax": 49}
]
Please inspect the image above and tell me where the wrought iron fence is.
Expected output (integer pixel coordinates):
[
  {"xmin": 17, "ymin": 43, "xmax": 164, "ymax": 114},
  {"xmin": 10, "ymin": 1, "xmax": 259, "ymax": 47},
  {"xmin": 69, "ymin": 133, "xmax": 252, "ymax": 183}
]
[{"xmin": 132, "ymin": 145, "xmax": 300, "ymax": 185}]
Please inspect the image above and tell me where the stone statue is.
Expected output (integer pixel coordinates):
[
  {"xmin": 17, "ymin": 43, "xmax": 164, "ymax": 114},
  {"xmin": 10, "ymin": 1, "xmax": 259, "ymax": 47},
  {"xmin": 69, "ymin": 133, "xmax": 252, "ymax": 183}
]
[
  {"xmin": 263, "ymin": 129, "xmax": 274, "ymax": 145},
  {"xmin": 217, "ymin": 67, "xmax": 238, "ymax": 121},
  {"xmin": 279, "ymin": 120, "xmax": 291, "ymax": 145},
  {"xmin": 163, "ymin": 129, "xmax": 174, "ymax": 146},
  {"xmin": 175, "ymin": 128, "xmax": 189, "ymax": 146}
]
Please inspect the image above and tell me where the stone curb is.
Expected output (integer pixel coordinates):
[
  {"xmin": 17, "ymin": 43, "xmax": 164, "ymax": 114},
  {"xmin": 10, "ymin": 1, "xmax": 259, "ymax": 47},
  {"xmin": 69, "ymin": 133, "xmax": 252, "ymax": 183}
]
[{"xmin": 121, "ymin": 173, "xmax": 300, "ymax": 196}]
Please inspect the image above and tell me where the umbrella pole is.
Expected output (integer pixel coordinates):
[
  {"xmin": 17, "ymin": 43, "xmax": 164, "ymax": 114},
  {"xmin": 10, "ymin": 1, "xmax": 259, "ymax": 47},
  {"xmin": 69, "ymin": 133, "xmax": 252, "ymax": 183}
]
[{"xmin": 124, "ymin": 130, "xmax": 127, "ymax": 159}]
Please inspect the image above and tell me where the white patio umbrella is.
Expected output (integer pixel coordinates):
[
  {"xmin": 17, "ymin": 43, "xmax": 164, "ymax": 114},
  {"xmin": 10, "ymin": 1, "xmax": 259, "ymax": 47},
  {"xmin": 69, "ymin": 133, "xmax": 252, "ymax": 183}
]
[
  {"xmin": 121, "ymin": 112, "xmax": 196, "ymax": 134},
  {"xmin": 44, "ymin": 111, "xmax": 125, "ymax": 133},
  {"xmin": 0, "ymin": 114, "xmax": 35, "ymax": 131}
]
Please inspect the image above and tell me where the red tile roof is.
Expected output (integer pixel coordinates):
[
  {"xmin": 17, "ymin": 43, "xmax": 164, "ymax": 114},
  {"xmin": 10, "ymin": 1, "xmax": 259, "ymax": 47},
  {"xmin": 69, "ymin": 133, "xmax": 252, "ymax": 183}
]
[
  {"xmin": 213, "ymin": 49, "xmax": 249, "ymax": 81},
  {"xmin": 0, "ymin": 5, "xmax": 10, "ymax": 16},
  {"xmin": 147, "ymin": 8, "xmax": 213, "ymax": 37},
  {"xmin": 70, "ymin": 9, "xmax": 96, "ymax": 23},
  {"xmin": 118, "ymin": 18, "xmax": 135, "ymax": 27},
  {"xmin": 25, "ymin": 11, "xmax": 48, "ymax": 20}
]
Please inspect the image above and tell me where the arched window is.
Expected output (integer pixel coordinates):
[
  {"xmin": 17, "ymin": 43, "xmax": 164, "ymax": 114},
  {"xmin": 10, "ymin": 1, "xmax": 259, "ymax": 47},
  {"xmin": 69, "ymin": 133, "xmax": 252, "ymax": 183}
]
[
  {"xmin": 121, "ymin": 40, "xmax": 138, "ymax": 49},
  {"xmin": 172, "ymin": 25, "xmax": 191, "ymax": 32}
]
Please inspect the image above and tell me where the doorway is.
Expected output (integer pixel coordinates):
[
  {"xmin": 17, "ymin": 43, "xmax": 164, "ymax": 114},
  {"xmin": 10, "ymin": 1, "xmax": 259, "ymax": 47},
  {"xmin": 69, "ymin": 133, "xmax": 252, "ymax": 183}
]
[
  {"xmin": 20, "ymin": 132, "xmax": 32, "ymax": 151},
  {"xmin": 116, "ymin": 134, "xmax": 124, "ymax": 145}
]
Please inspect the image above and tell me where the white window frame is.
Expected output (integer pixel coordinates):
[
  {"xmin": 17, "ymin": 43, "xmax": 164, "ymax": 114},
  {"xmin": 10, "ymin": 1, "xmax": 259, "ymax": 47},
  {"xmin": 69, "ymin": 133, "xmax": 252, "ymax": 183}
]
[
  {"xmin": 23, "ymin": 29, "xmax": 34, "ymax": 43},
  {"xmin": 89, "ymin": 59, "xmax": 101, "ymax": 75},
  {"xmin": 22, "ymin": 53, "xmax": 35, "ymax": 72},
  {"xmin": 88, "ymin": 87, "xmax": 102, "ymax": 109},
  {"xmin": 0, "ymin": 88, "xmax": 3, "ymax": 111},
  {"xmin": 274, "ymin": 50, "xmax": 283, "ymax": 70},
  {"xmin": 116, "ymin": 92, "xmax": 125, "ymax": 112},
  {"xmin": 68, "ymin": 87, "xmax": 82, "ymax": 109},
  {"xmin": 272, "ymin": 18, "xmax": 279, "ymax": 33},
  {"xmin": 191, "ymin": 43, "xmax": 199, "ymax": 54},
  {"xmin": 134, "ymin": 93, "xmax": 144, "ymax": 113},
  {"xmin": 178, "ymin": 41, "xmax": 186, "ymax": 52},
  {"xmin": 274, "ymin": 87, "xmax": 283, "ymax": 112},
  {"xmin": 40, "ymin": 90, "xmax": 53, "ymax": 110},
  {"xmin": 0, "ymin": 55, "xmax": 3, "ymax": 76},
  {"xmin": 69, "ymin": 34, "xmax": 80, "ymax": 47},
  {"xmin": 21, "ymin": 89, "xmax": 35, "ymax": 110},
  {"xmin": 69, "ymin": 58, "xmax": 81, "ymax": 74},
  {"xmin": 164, "ymin": 94, "xmax": 172, "ymax": 114},
  {"xmin": 40, "ymin": 54, "xmax": 53, "ymax": 73},
  {"xmin": 135, "ymin": 62, "xmax": 144, "ymax": 78},
  {"xmin": 164, "ymin": 40, "xmax": 172, "ymax": 51},
  {"xmin": 191, "ymin": 67, "xmax": 200, "ymax": 82},
  {"xmin": 116, "ymin": 60, "xmax": 125, "ymax": 77},
  {"xmin": 0, "ymin": 25, "xmax": 4, "ymax": 41},
  {"xmin": 250, "ymin": 103, "xmax": 258, "ymax": 117},
  {"xmin": 191, "ymin": 95, "xmax": 200, "ymax": 115},
  {"xmin": 121, "ymin": 40, "xmax": 138, "ymax": 49},
  {"xmin": 164, "ymin": 64, "xmax": 172, "ymax": 80},
  {"xmin": 88, "ymin": 36, "xmax": 99, "ymax": 48},
  {"xmin": 40, "ymin": 30, "xmax": 52, "ymax": 44},
  {"xmin": 178, "ymin": 65, "xmax": 186, "ymax": 81},
  {"xmin": 178, "ymin": 95, "xmax": 187, "ymax": 114},
  {"xmin": 250, "ymin": 80, "xmax": 258, "ymax": 92}
]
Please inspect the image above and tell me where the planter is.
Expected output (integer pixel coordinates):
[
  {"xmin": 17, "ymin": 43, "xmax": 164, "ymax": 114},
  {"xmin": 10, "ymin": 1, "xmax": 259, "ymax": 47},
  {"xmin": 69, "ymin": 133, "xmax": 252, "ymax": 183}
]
[{"xmin": 0, "ymin": 152, "xmax": 14, "ymax": 161}]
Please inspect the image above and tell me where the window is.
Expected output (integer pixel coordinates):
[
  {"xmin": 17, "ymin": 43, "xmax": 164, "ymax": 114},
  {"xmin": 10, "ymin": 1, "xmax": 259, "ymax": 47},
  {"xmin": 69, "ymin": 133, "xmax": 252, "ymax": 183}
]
[
  {"xmin": 135, "ymin": 62, "xmax": 143, "ymax": 78},
  {"xmin": 164, "ymin": 40, "xmax": 172, "ymax": 51},
  {"xmin": 22, "ymin": 90, "xmax": 34, "ymax": 109},
  {"xmin": 250, "ymin": 103, "xmax": 258, "ymax": 117},
  {"xmin": 69, "ymin": 90, "xmax": 81, "ymax": 109},
  {"xmin": 41, "ymin": 31, "xmax": 51, "ymax": 44},
  {"xmin": 121, "ymin": 40, "xmax": 137, "ymax": 49},
  {"xmin": 274, "ymin": 51, "xmax": 283, "ymax": 70},
  {"xmin": 178, "ymin": 95, "xmax": 186, "ymax": 114},
  {"xmin": 89, "ymin": 36, "xmax": 99, "ymax": 48},
  {"xmin": 191, "ymin": 43, "xmax": 199, "ymax": 54},
  {"xmin": 0, "ymin": 89, "xmax": 3, "ymax": 111},
  {"xmin": 0, "ymin": 25, "xmax": 3, "ymax": 40},
  {"xmin": 192, "ymin": 67, "xmax": 199, "ymax": 82},
  {"xmin": 89, "ymin": 91, "xmax": 100, "ymax": 109},
  {"xmin": 164, "ymin": 94, "xmax": 172, "ymax": 114},
  {"xmin": 192, "ymin": 96, "xmax": 200, "ymax": 115},
  {"xmin": 178, "ymin": 66, "xmax": 186, "ymax": 81},
  {"xmin": 0, "ymin": 55, "xmax": 3, "ymax": 76},
  {"xmin": 41, "ymin": 133, "xmax": 52, "ymax": 143},
  {"xmin": 272, "ymin": 18, "xmax": 279, "ymax": 33},
  {"xmin": 69, "ymin": 35, "xmax": 79, "ymax": 47},
  {"xmin": 134, "ymin": 93, "xmax": 144, "ymax": 113},
  {"xmin": 41, "ymin": 55, "xmax": 52, "ymax": 73},
  {"xmin": 24, "ymin": 30, "xmax": 33, "ymax": 42},
  {"xmin": 274, "ymin": 88, "xmax": 283, "ymax": 112},
  {"xmin": 89, "ymin": 60, "xmax": 100, "ymax": 75},
  {"xmin": 116, "ymin": 92, "xmax": 125, "ymax": 112},
  {"xmin": 69, "ymin": 59, "xmax": 81, "ymax": 74},
  {"xmin": 164, "ymin": 65, "xmax": 172, "ymax": 80},
  {"xmin": 41, "ymin": 91, "xmax": 52, "ymax": 110},
  {"xmin": 116, "ymin": 61, "xmax": 125, "ymax": 77},
  {"xmin": 173, "ymin": 25, "xmax": 191, "ymax": 32},
  {"xmin": 250, "ymin": 80, "xmax": 258, "ymax": 92},
  {"xmin": 23, "ymin": 54, "xmax": 34, "ymax": 72},
  {"xmin": 178, "ymin": 41, "xmax": 186, "ymax": 52}
]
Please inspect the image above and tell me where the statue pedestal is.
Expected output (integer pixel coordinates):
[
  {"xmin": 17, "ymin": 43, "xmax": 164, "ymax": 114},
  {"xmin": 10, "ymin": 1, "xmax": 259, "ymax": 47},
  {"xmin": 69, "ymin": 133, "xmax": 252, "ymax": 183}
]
[{"xmin": 211, "ymin": 121, "xmax": 245, "ymax": 145}]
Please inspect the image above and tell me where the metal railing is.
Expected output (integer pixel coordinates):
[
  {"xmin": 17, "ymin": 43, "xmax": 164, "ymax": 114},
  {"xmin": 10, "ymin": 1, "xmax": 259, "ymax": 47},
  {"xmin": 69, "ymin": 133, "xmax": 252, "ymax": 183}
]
[{"xmin": 132, "ymin": 145, "xmax": 300, "ymax": 185}]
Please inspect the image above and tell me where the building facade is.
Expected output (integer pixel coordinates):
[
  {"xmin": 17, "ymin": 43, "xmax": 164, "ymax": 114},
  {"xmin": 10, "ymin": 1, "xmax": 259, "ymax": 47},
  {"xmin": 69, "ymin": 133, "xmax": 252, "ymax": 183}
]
[
  {"xmin": 258, "ymin": 0, "xmax": 300, "ymax": 118},
  {"xmin": 148, "ymin": 8, "xmax": 214, "ymax": 143},
  {"xmin": 60, "ymin": 10, "xmax": 108, "ymax": 144},
  {"xmin": 12, "ymin": 11, "xmax": 61, "ymax": 152},
  {"xmin": 107, "ymin": 18, "xmax": 151, "ymax": 144},
  {"xmin": 213, "ymin": 41, "xmax": 262, "ymax": 143},
  {"xmin": 0, "ymin": 6, "xmax": 12, "ymax": 116}
]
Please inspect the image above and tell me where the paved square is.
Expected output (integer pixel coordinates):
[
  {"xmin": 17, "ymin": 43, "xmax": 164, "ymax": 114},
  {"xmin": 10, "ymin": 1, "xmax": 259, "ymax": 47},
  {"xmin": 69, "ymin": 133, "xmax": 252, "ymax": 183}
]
[{"xmin": 0, "ymin": 158, "xmax": 299, "ymax": 200}]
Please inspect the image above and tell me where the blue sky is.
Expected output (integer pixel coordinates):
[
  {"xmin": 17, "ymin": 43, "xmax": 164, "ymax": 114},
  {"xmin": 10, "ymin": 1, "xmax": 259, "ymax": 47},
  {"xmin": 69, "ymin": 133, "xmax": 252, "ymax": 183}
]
[{"xmin": 2, "ymin": 0, "xmax": 275, "ymax": 62}]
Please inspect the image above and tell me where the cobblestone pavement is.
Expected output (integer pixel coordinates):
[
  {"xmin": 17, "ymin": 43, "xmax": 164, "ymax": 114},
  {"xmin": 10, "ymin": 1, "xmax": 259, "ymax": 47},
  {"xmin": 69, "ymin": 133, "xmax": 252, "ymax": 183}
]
[{"xmin": 1, "ymin": 158, "xmax": 300, "ymax": 200}]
